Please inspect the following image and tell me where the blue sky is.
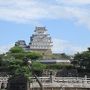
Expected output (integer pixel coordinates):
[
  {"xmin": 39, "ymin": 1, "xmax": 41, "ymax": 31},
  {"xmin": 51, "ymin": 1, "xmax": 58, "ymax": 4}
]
[{"xmin": 0, "ymin": 0, "xmax": 90, "ymax": 54}]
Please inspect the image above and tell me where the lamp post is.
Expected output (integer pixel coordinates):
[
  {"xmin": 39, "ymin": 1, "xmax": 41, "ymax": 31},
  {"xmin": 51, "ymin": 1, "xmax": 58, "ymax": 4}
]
[{"xmin": 23, "ymin": 57, "xmax": 44, "ymax": 90}]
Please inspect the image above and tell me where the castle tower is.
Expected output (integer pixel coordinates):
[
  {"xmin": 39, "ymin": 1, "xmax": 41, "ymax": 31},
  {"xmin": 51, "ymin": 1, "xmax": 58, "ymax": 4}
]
[
  {"xmin": 15, "ymin": 40, "xmax": 26, "ymax": 48},
  {"xmin": 29, "ymin": 27, "xmax": 53, "ymax": 56},
  {"xmin": 15, "ymin": 40, "xmax": 31, "ymax": 51}
]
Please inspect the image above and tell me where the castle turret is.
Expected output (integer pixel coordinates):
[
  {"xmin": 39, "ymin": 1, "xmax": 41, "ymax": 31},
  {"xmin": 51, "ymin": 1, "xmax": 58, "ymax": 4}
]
[{"xmin": 15, "ymin": 40, "xmax": 28, "ymax": 51}]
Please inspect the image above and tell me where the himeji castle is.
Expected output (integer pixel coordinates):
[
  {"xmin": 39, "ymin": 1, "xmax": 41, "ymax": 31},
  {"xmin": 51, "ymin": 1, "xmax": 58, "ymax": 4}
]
[
  {"xmin": 29, "ymin": 27, "xmax": 52, "ymax": 55},
  {"xmin": 15, "ymin": 27, "xmax": 53, "ymax": 55}
]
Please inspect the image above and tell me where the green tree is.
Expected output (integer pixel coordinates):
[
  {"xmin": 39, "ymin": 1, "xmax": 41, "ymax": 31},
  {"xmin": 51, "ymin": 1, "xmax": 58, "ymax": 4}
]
[
  {"xmin": 0, "ymin": 54, "xmax": 4, "ymax": 66},
  {"xmin": 32, "ymin": 62, "xmax": 46, "ymax": 76},
  {"xmin": 46, "ymin": 64, "xmax": 73, "ymax": 70},
  {"xmin": 10, "ymin": 46, "xmax": 24, "ymax": 53},
  {"xmin": 0, "ymin": 46, "xmax": 42, "ymax": 77},
  {"xmin": 74, "ymin": 48, "xmax": 90, "ymax": 69},
  {"xmin": 8, "ymin": 46, "xmax": 25, "ymax": 59},
  {"xmin": 32, "ymin": 62, "xmax": 46, "ymax": 71},
  {"xmin": 4, "ymin": 59, "xmax": 31, "ymax": 77},
  {"xmin": 26, "ymin": 52, "xmax": 42, "ymax": 60}
]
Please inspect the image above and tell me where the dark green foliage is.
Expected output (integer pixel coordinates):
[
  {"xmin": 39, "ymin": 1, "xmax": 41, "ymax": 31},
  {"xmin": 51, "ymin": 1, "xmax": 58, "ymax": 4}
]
[
  {"xmin": 6, "ymin": 46, "xmax": 42, "ymax": 60},
  {"xmin": 14, "ymin": 66, "xmax": 31, "ymax": 77},
  {"xmin": 0, "ymin": 46, "xmax": 43, "ymax": 77},
  {"xmin": 9, "ymin": 46, "xmax": 42, "ymax": 60},
  {"xmin": 10, "ymin": 53, "xmax": 26, "ymax": 59},
  {"xmin": 32, "ymin": 62, "xmax": 46, "ymax": 76},
  {"xmin": 74, "ymin": 48, "xmax": 90, "ymax": 70},
  {"xmin": 26, "ymin": 52, "xmax": 42, "ymax": 60},
  {"xmin": 0, "ymin": 58, "xmax": 31, "ymax": 77},
  {"xmin": 46, "ymin": 64, "xmax": 73, "ymax": 70},
  {"xmin": 9, "ymin": 46, "xmax": 26, "ymax": 59},
  {"xmin": 10, "ymin": 46, "xmax": 24, "ymax": 53},
  {"xmin": 0, "ymin": 55, "xmax": 3, "ymax": 66},
  {"xmin": 52, "ymin": 53, "xmax": 70, "ymax": 59},
  {"xmin": 32, "ymin": 62, "xmax": 46, "ymax": 71}
]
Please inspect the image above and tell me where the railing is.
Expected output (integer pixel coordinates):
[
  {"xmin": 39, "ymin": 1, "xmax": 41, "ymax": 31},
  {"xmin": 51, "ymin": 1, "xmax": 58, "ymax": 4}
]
[
  {"xmin": 0, "ymin": 76, "xmax": 90, "ymax": 89},
  {"xmin": 30, "ymin": 76, "xmax": 90, "ymax": 82},
  {"xmin": 30, "ymin": 76, "xmax": 90, "ymax": 88}
]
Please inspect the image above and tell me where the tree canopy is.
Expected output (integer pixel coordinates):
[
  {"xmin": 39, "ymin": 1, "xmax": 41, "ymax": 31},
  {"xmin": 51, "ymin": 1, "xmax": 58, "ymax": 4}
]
[
  {"xmin": 10, "ymin": 46, "xmax": 24, "ymax": 53},
  {"xmin": 0, "ymin": 46, "xmax": 43, "ymax": 77},
  {"xmin": 74, "ymin": 48, "xmax": 90, "ymax": 70}
]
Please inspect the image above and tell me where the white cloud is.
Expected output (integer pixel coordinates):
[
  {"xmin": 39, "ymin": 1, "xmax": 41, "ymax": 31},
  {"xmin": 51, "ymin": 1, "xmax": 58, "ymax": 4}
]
[
  {"xmin": 0, "ymin": 44, "xmax": 14, "ymax": 54},
  {"xmin": 52, "ymin": 38, "xmax": 87, "ymax": 55},
  {"xmin": 0, "ymin": 0, "xmax": 90, "ymax": 28},
  {"xmin": 56, "ymin": 0, "xmax": 90, "ymax": 5}
]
